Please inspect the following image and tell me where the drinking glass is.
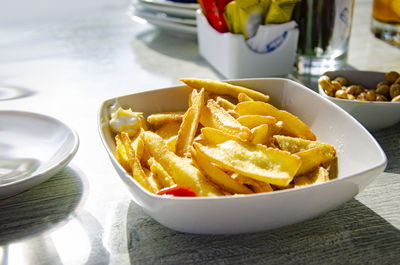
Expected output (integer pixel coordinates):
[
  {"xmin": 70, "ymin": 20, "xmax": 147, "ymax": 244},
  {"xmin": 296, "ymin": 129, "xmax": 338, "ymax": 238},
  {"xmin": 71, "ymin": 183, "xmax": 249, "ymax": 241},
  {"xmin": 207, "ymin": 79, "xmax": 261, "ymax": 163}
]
[
  {"xmin": 294, "ymin": 0, "xmax": 355, "ymax": 75},
  {"xmin": 370, "ymin": 0, "xmax": 400, "ymax": 45}
]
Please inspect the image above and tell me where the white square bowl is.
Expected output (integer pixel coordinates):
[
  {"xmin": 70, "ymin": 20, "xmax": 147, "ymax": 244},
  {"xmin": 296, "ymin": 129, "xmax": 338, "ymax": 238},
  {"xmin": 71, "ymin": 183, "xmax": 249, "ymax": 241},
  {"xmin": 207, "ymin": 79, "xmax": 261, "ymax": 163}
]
[
  {"xmin": 318, "ymin": 70, "xmax": 400, "ymax": 132},
  {"xmin": 98, "ymin": 78, "xmax": 387, "ymax": 234}
]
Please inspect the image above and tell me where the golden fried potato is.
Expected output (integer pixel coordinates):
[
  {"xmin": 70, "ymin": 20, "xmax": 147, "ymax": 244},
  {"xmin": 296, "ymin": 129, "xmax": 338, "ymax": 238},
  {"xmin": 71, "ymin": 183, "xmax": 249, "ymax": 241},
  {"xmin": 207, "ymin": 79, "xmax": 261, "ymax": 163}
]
[
  {"xmin": 176, "ymin": 88, "xmax": 204, "ymax": 157},
  {"xmin": 237, "ymin": 92, "xmax": 254, "ymax": 102},
  {"xmin": 148, "ymin": 157, "xmax": 176, "ymax": 188},
  {"xmin": 274, "ymin": 135, "xmax": 336, "ymax": 163},
  {"xmin": 142, "ymin": 131, "xmax": 221, "ymax": 196},
  {"xmin": 191, "ymin": 147, "xmax": 253, "ymax": 194},
  {"xmin": 193, "ymin": 140, "xmax": 301, "ymax": 187},
  {"xmin": 201, "ymin": 127, "xmax": 243, "ymax": 145},
  {"xmin": 235, "ymin": 101, "xmax": 316, "ymax": 140},
  {"xmin": 200, "ymin": 99, "xmax": 251, "ymax": 141},
  {"xmin": 236, "ymin": 115, "xmax": 277, "ymax": 129},
  {"xmin": 180, "ymin": 78, "xmax": 270, "ymax": 102},
  {"xmin": 294, "ymin": 167, "xmax": 329, "ymax": 188},
  {"xmin": 155, "ymin": 121, "xmax": 181, "ymax": 140},
  {"xmin": 147, "ymin": 111, "xmax": 185, "ymax": 127},
  {"xmin": 295, "ymin": 148, "xmax": 324, "ymax": 176}
]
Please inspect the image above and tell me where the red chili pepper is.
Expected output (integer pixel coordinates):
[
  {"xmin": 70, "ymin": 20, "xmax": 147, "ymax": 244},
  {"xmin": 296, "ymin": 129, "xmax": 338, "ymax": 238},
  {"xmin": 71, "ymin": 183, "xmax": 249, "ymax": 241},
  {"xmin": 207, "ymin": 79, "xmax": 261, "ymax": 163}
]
[
  {"xmin": 199, "ymin": 0, "xmax": 232, "ymax": 33},
  {"xmin": 156, "ymin": 184, "xmax": 197, "ymax": 197}
]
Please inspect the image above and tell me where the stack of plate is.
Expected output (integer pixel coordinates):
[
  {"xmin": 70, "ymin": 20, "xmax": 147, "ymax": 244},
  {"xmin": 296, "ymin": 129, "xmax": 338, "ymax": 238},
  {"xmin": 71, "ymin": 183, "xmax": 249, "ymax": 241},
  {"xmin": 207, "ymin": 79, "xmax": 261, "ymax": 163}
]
[{"xmin": 130, "ymin": 0, "xmax": 199, "ymax": 35}]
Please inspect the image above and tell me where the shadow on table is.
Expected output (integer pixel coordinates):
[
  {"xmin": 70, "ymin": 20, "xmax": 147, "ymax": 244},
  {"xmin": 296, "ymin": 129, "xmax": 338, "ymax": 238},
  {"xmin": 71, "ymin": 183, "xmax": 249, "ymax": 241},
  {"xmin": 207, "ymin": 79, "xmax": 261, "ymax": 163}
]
[
  {"xmin": 0, "ymin": 167, "xmax": 84, "ymax": 245},
  {"xmin": 130, "ymin": 29, "xmax": 225, "ymax": 80},
  {"xmin": 372, "ymin": 122, "xmax": 400, "ymax": 174},
  {"xmin": 0, "ymin": 84, "xmax": 35, "ymax": 101},
  {"xmin": 126, "ymin": 199, "xmax": 400, "ymax": 265}
]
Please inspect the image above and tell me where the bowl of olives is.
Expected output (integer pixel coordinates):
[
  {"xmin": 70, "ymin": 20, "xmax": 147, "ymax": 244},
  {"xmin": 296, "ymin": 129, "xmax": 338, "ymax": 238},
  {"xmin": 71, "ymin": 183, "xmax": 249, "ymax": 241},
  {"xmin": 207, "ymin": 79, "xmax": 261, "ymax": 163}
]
[{"xmin": 318, "ymin": 70, "xmax": 400, "ymax": 132}]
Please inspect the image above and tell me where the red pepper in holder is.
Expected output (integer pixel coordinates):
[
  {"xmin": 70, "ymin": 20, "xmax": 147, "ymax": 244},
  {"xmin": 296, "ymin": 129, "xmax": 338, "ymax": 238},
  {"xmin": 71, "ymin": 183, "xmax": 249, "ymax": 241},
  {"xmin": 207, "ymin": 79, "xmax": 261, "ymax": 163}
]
[{"xmin": 199, "ymin": 0, "xmax": 232, "ymax": 33}]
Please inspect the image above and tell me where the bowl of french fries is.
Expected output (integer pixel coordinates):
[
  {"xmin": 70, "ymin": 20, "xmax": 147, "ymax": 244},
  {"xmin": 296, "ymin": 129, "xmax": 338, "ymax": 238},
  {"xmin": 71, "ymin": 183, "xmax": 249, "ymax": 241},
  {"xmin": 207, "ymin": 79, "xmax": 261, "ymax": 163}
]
[{"xmin": 98, "ymin": 78, "xmax": 387, "ymax": 234}]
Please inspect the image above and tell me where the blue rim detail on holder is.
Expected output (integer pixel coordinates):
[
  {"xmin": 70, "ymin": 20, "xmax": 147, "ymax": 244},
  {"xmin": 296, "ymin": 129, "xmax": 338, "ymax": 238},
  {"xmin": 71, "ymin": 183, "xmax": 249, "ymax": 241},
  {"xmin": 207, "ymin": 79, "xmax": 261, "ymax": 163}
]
[{"xmin": 266, "ymin": 31, "xmax": 288, "ymax": 53}]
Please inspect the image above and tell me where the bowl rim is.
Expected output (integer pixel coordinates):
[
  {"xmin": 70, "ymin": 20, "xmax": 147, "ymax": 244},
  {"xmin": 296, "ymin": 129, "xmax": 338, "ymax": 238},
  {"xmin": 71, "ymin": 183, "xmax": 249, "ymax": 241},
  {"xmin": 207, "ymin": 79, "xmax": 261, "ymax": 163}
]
[{"xmin": 98, "ymin": 78, "xmax": 388, "ymax": 201}]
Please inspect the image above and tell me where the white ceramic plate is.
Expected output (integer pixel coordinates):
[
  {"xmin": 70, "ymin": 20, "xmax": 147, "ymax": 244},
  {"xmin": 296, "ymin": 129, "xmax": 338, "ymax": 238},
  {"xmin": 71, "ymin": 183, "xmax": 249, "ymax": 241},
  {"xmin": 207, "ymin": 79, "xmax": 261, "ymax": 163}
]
[
  {"xmin": 138, "ymin": 0, "xmax": 199, "ymax": 10},
  {"xmin": 130, "ymin": 10, "xmax": 197, "ymax": 35},
  {"xmin": 318, "ymin": 70, "xmax": 400, "ymax": 132},
  {"xmin": 134, "ymin": 8, "xmax": 197, "ymax": 26},
  {"xmin": 98, "ymin": 78, "xmax": 387, "ymax": 234},
  {"xmin": 136, "ymin": 0, "xmax": 197, "ymax": 18},
  {"xmin": 0, "ymin": 111, "xmax": 79, "ymax": 199}
]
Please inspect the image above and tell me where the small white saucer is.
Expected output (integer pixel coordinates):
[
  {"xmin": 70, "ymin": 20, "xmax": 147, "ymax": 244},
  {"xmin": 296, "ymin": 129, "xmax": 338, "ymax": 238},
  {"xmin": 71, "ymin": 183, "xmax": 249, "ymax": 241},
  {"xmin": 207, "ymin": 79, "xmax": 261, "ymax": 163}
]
[{"xmin": 0, "ymin": 111, "xmax": 79, "ymax": 199}]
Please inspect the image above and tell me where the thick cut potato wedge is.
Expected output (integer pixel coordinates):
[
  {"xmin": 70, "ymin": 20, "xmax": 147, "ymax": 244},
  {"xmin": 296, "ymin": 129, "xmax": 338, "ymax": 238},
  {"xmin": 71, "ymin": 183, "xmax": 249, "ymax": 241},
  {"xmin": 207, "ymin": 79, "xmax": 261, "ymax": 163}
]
[
  {"xmin": 214, "ymin": 96, "xmax": 236, "ymax": 110},
  {"xmin": 176, "ymin": 88, "xmax": 204, "ymax": 157},
  {"xmin": 155, "ymin": 121, "xmax": 181, "ymax": 140},
  {"xmin": 180, "ymin": 78, "xmax": 270, "ymax": 102},
  {"xmin": 147, "ymin": 111, "xmax": 185, "ymax": 127},
  {"xmin": 190, "ymin": 148, "xmax": 253, "ymax": 194},
  {"xmin": 294, "ymin": 167, "xmax": 329, "ymax": 188},
  {"xmin": 200, "ymin": 99, "xmax": 251, "ymax": 141},
  {"xmin": 142, "ymin": 131, "xmax": 221, "ymax": 196},
  {"xmin": 235, "ymin": 101, "xmax": 316, "ymax": 140},
  {"xmin": 238, "ymin": 92, "xmax": 254, "ymax": 102},
  {"xmin": 201, "ymin": 127, "xmax": 243, "ymax": 145},
  {"xmin": 143, "ymin": 167, "xmax": 161, "ymax": 193},
  {"xmin": 148, "ymin": 157, "xmax": 176, "ymax": 188},
  {"xmin": 232, "ymin": 174, "xmax": 273, "ymax": 193},
  {"xmin": 274, "ymin": 135, "xmax": 336, "ymax": 163},
  {"xmin": 193, "ymin": 140, "xmax": 301, "ymax": 187},
  {"xmin": 250, "ymin": 124, "xmax": 270, "ymax": 145},
  {"xmin": 295, "ymin": 148, "xmax": 324, "ymax": 176},
  {"xmin": 237, "ymin": 115, "xmax": 277, "ymax": 129},
  {"xmin": 115, "ymin": 134, "xmax": 130, "ymax": 172},
  {"xmin": 120, "ymin": 132, "xmax": 153, "ymax": 192}
]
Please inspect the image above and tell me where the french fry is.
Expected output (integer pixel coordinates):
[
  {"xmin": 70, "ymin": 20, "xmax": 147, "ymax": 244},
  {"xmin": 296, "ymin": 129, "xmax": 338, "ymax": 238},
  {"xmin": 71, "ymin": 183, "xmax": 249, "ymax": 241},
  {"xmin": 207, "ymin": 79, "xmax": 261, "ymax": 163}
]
[
  {"xmin": 175, "ymin": 88, "xmax": 204, "ymax": 157},
  {"xmin": 193, "ymin": 140, "xmax": 301, "ymax": 187},
  {"xmin": 295, "ymin": 148, "xmax": 324, "ymax": 176},
  {"xmin": 148, "ymin": 157, "xmax": 175, "ymax": 188},
  {"xmin": 235, "ymin": 101, "xmax": 316, "ymax": 140},
  {"xmin": 237, "ymin": 115, "xmax": 277, "ymax": 129},
  {"xmin": 120, "ymin": 132, "xmax": 153, "ymax": 192},
  {"xmin": 227, "ymin": 110, "xmax": 240, "ymax": 119},
  {"xmin": 250, "ymin": 124, "xmax": 270, "ymax": 145},
  {"xmin": 274, "ymin": 135, "xmax": 336, "ymax": 163},
  {"xmin": 180, "ymin": 78, "xmax": 270, "ymax": 102},
  {"xmin": 143, "ymin": 167, "xmax": 161, "ymax": 192},
  {"xmin": 166, "ymin": 135, "xmax": 178, "ymax": 153},
  {"xmin": 201, "ymin": 127, "xmax": 242, "ymax": 145},
  {"xmin": 190, "ymin": 147, "xmax": 253, "ymax": 194},
  {"xmin": 214, "ymin": 95, "xmax": 236, "ymax": 110},
  {"xmin": 238, "ymin": 92, "xmax": 254, "ymax": 102},
  {"xmin": 142, "ymin": 131, "xmax": 221, "ymax": 196},
  {"xmin": 200, "ymin": 99, "xmax": 251, "ymax": 141},
  {"xmin": 322, "ymin": 157, "xmax": 338, "ymax": 180},
  {"xmin": 147, "ymin": 111, "xmax": 185, "ymax": 127},
  {"xmin": 294, "ymin": 167, "xmax": 328, "ymax": 188},
  {"xmin": 131, "ymin": 132, "xmax": 144, "ymax": 160},
  {"xmin": 232, "ymin": 173, "xmax": 273, "ymax": 193},
  {"xmin": 155, "ymin": 121, "xmax": 181, "ymax": 140},
  {"xmin": 115, "ymin": 134, "xmax": 130, "ymax": 172}
]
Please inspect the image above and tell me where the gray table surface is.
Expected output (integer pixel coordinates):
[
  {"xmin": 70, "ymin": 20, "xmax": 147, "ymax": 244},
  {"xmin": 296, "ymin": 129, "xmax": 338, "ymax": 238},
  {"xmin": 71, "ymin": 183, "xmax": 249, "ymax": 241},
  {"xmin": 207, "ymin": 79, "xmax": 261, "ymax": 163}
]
[{"xmin": 0, "ymin": 0, "xmax": 399, "ymax": 264}]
